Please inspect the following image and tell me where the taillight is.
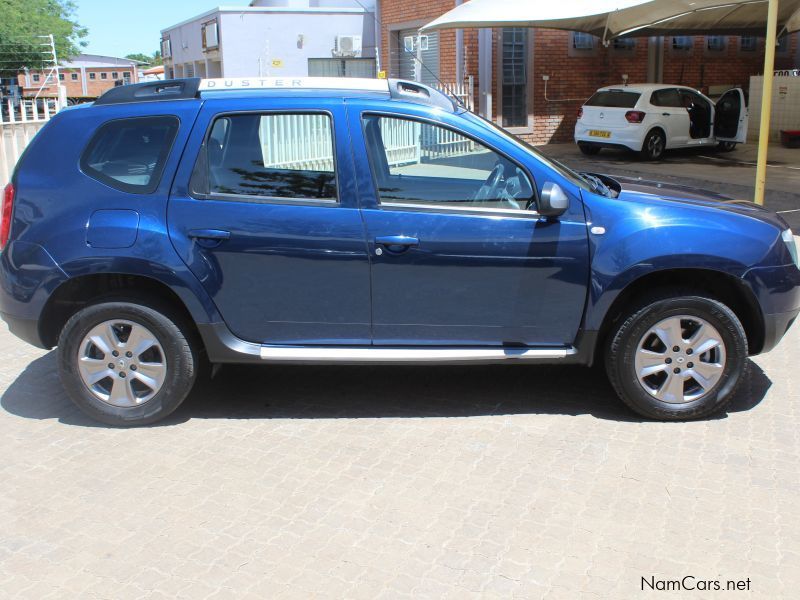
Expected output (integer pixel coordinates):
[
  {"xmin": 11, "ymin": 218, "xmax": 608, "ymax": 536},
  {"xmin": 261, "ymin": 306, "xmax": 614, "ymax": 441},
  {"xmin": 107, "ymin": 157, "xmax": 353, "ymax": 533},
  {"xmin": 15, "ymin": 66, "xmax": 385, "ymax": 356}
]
[
  {"xmin": 625, "ymin": 110, "xmax": 646, "ymax": 123},
  {"xmin": 1, "ymin": 183, "xmax": 14, "ymax": 251},
  {"xmin": 577, "ymin": 106, "xmax": 584, "ymax": 119}
]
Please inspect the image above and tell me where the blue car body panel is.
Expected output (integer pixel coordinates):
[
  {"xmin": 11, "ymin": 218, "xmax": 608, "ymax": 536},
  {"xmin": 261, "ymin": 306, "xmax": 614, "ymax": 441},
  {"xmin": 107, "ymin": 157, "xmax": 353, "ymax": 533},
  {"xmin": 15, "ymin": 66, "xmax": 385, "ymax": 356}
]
[
  {"xmin": 0, "ymin": 82, "xmax": 798, "ymax": 363},
  {"xmin": 346, "ymin": 100, "xmax": 590, "ymax": 346}
]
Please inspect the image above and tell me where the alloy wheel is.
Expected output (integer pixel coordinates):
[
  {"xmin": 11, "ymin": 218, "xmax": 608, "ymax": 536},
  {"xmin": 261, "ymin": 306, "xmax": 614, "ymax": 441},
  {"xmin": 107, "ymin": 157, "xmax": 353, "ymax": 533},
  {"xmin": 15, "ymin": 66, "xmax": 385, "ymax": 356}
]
[
  {"xmin": 77, "ymin": 319, "xmax": 167, "ymax": 407},
  {"xmin": 634, "ymin": 315, "xmax": 726, "ymax": 404}
]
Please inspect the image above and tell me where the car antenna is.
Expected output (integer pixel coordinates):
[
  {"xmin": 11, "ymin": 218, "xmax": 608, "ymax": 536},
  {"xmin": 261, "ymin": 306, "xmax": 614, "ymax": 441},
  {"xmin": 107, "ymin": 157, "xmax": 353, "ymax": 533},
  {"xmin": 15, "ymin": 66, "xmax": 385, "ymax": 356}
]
[{"xmin": 351, "ymin": 0, "xmax": 468, "ymax": 111}]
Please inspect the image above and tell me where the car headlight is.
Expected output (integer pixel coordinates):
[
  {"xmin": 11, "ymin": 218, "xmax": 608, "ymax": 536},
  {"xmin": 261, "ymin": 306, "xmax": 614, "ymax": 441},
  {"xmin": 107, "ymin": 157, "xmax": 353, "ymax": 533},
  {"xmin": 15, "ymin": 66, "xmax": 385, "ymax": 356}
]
[{"xmin": 782, "ymin": 229, "xmax": 800, "ymax": 268}]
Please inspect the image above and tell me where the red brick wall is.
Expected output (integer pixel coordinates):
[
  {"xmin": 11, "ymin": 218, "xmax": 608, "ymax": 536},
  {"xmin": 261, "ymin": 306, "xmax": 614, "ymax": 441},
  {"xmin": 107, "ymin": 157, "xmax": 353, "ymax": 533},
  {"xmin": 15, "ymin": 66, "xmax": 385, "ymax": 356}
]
[{"xmin": 17, "ymin": 66, "xmax": 138, "ymax": 99}]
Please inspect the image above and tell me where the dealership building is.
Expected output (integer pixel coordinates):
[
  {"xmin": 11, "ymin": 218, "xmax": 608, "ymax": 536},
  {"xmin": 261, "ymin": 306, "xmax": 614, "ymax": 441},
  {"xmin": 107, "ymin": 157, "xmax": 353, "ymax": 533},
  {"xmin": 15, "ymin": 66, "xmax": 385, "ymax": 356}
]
[{"xmin": 378, "ymin": 0, "xmax": 800, "ymax": 144}]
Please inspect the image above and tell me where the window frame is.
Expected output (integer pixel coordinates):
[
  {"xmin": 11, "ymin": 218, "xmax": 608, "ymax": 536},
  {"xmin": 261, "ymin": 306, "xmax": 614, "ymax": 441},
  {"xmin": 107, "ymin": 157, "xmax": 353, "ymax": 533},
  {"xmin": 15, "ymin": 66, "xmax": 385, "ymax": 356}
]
[
  {"xmin": 705, "ymin": 35, "xmax": 727, "ymax": 55},
  {"xmin": 569, "ymin": 32, "xmax": 598, "ymax": 57},
  {"xmin": 670, "ymin": 36, "xmax": 694, "ymax": 55},
  {"xmin": 79, "ymin": 115, "xmax": 180, "ymax": 195},
  {"xmin": 498, "ymin": 27, "xmax": 531, "ymax": 131},
  {"xmin": 739, "ymin": 35, "xmax": 758, "ymax": 53},
  {"xmin": 189, "ymin": 109, "xmax": 341, "ymax": 207},
  {"xmin": 360, "ymin": 111, "xmax": 540, "ymax": 217}
]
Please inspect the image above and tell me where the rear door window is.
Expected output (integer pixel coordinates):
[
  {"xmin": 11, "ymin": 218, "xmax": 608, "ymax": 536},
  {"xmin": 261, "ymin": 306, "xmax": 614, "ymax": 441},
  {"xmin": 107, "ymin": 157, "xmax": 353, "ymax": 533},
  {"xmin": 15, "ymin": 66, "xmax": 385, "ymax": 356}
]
[
  {"xmin": 585, "ymin": 90, "xmax": 641, "ymax": 108},
  {"xmin": 650, "ymin": 88, "xmax": 683, "ymax": 107},
  {"xmin": 81, "ymin": 116, "xmax": 179, "ymax": 194},
  {"xmin": 195, "ymin": 112, "xmax": 337, "ymax": 202}
]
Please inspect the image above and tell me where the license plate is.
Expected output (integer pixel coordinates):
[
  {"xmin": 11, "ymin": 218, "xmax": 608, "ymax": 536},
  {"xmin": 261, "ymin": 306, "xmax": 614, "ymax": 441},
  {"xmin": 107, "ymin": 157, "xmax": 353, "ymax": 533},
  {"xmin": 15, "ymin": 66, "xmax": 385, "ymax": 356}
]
[{"xmin": 589, "ymin": 130, "xmax": 611, "ymax": 138}]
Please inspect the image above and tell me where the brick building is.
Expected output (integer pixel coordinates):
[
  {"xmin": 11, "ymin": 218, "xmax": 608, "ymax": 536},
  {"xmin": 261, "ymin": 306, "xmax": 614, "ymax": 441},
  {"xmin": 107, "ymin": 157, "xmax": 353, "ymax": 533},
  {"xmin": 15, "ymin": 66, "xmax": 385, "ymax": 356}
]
[
  {"xmin": 18, "ymin": 54, "xmax": 141, "ymax": 100},
  {"xmin": 378, "ymin": 0, "xmax": 800, "ymax": 144}
]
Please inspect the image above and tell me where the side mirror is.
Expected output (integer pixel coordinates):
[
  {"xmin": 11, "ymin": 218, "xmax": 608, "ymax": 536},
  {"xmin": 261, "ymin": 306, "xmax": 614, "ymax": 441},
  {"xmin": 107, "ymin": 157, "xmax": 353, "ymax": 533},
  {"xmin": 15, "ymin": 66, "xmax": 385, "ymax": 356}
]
[{"xmin": 538, "ymin": 182, "xmax": 569, "ymax": 217}]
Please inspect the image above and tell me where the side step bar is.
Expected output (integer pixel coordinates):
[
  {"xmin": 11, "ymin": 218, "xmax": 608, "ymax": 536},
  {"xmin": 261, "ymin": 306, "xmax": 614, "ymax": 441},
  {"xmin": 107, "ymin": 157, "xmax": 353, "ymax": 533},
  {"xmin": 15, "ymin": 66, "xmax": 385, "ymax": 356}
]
[
  {"xmin": 197, "ymin": 322, "xmax": 588, "ymax": 365},
  {"xmin": 259, "ymin": 346, "xmax": 577, "ymax": 364}
]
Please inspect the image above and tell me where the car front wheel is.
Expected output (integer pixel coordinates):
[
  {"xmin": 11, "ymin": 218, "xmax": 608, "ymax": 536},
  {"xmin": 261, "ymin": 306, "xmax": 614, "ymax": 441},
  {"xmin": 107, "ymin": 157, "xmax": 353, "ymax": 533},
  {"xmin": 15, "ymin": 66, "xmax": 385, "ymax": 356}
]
[
  {"xmin": 606, "ymin": 293, "xmax": 748, "ymax": 420},
  {"xmin": 57, "ymin": 301, "xmax": 198, "ymax": 426}
]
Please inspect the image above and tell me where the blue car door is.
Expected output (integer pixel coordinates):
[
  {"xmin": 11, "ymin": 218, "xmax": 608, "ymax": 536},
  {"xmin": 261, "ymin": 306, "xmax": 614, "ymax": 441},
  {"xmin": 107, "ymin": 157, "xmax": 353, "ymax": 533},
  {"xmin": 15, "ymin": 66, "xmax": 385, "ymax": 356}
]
[
  {"xmin": 348, "ymin": 101, "xmax": 590, "ymax": 347},
  {"xmin": 167, "ymin": 97, "xmax": 371, "ymax": 345}
]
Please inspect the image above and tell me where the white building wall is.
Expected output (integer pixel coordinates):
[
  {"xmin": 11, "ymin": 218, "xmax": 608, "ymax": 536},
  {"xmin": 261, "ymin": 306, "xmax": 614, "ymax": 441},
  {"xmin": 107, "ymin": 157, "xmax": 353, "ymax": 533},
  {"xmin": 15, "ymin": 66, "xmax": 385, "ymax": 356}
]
[
  {"xmin": 161, "ymin": 2, "xmax": 377, "ymax": 80},
  {"xmin": 218, "ymin": 11, "xmax": 375, "ymax": 77}
]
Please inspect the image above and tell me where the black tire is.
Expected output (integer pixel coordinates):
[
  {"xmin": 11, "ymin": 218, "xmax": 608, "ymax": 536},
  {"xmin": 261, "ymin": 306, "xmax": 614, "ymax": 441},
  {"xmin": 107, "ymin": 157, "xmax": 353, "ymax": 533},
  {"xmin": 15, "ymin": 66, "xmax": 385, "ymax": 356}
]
[
  {"xmin": 57, "ymin": 301, "xmax": 198, "ymax": 426},
  {"xmin": 717, "ymin": 141, "xmax": 737, "ymax": 152},
  {"xmin": 578, "ymin": 142, "xmax": 601, "ymax": 156},
  {"xmin": 640, "ymin": 129, "xmax": 666, "ymax": 161},
  {"xmin": 605, "ymin": 293, "xmax": 748, "ymax": 421}
]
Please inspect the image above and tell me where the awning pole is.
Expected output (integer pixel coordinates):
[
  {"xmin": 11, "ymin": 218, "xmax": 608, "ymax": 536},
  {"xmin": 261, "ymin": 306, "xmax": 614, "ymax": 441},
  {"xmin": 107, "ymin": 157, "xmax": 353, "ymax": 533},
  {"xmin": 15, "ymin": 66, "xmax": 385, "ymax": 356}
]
[{"xmin": 754, "ymin": 0, "xmax": 780, "ymax": 206}]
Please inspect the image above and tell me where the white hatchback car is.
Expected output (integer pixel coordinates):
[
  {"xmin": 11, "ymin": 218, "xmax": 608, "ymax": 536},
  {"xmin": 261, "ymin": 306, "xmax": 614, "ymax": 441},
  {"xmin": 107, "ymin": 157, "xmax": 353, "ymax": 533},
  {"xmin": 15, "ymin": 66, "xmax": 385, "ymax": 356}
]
[{"xmin": 574, "ymin": 84, "xmax": 748, "ymax": 160}]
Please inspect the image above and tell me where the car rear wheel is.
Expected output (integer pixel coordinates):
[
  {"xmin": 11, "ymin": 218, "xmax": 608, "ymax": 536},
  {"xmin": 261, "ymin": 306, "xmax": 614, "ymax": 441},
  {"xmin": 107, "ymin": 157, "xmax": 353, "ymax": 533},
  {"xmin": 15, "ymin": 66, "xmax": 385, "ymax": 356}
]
[
  {"xmin": 578, "ymin": 142, "xmax": 601, "ymax": 156},
  {"xmin": 717, "ymin": 141, "xmax": 737, "ymax": 152},
  {"xmin": 605, "ymin": 293, "xmax": 748, "ymax": 420},
  {"xmin": 640, "ymin": 129, "xmax": 666, "ymax": 160},
  {"xmin": 57, "ymin": 301, "xmax": 198, "ymax": 426}
]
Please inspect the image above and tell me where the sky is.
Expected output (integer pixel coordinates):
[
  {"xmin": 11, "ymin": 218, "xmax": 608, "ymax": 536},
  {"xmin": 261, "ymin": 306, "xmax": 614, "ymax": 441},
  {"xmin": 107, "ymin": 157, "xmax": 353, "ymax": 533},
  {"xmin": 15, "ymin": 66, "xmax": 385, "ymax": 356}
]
[{"xmin": 74, "ymin": 0, "xmax": 222, "ymax": 57}]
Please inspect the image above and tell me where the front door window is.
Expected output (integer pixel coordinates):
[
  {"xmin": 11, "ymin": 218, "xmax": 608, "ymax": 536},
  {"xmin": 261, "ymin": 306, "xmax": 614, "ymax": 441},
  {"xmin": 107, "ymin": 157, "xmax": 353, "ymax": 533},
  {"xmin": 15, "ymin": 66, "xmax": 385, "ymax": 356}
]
[{"xmin": 362, "ymin": 115, "xmax": 534, "ymax": 212}]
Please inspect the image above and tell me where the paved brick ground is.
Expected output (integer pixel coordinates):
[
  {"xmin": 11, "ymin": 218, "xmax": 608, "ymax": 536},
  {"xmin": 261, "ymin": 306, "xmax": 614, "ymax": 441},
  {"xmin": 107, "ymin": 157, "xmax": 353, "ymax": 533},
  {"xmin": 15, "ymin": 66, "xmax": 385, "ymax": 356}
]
[{"xmin": 1, "ymin": 320, "xmax": 799, "ymax": 599}]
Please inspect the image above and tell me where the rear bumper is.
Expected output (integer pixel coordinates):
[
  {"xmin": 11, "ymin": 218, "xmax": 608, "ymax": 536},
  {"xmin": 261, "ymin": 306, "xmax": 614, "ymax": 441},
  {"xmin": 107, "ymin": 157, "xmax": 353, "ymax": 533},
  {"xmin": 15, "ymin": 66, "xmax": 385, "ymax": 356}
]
[
  {"xmin": 0, "ymin": 241, "xmax": 67, "ymax": 349},
  {"xmin": 574, "ymin": 124, "xmax": 644, "ymax": 152}
]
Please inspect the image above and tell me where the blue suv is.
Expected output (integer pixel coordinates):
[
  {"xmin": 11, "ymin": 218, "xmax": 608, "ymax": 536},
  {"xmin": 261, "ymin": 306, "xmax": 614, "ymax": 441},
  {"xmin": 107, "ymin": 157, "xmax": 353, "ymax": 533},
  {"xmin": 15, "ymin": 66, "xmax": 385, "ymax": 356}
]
[{"xmin": 1, "ymin": 77, "xmax": 798, "ymax": 425}]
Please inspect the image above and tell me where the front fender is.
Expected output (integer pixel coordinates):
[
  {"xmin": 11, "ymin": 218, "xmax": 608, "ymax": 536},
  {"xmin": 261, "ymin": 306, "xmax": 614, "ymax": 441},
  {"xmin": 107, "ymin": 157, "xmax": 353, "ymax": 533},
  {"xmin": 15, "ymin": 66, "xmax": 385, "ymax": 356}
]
[{"xmin": 581, "ymin": 194, "xmax": 779, "ymax": 331}]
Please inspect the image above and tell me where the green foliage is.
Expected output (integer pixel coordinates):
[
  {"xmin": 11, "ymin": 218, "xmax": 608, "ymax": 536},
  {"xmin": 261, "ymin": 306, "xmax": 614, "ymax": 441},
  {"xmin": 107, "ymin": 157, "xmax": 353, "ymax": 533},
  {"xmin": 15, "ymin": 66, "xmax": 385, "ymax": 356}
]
[
  {"xmin": 0, "ymin": 0, "xmax": 87, "ymax": 75},
  {"xmin": 125, "ymin": 51, "xmax": 163, "ymax": 68}
]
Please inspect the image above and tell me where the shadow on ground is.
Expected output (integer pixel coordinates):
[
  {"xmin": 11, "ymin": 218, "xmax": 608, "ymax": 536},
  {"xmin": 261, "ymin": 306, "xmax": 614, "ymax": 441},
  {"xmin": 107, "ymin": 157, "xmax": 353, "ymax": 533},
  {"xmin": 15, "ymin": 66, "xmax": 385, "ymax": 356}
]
[{"xmin": 1, "ymin": 351, "xmax": 772, "ymax": 428}]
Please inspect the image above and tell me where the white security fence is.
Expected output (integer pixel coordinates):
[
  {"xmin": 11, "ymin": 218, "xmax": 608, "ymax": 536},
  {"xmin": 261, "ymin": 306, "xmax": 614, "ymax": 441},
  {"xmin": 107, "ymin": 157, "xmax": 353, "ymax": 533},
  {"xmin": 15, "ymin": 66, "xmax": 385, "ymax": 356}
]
[{"xmin": 1, "ymin": 99, "xmax": 60, "ymax": 188}]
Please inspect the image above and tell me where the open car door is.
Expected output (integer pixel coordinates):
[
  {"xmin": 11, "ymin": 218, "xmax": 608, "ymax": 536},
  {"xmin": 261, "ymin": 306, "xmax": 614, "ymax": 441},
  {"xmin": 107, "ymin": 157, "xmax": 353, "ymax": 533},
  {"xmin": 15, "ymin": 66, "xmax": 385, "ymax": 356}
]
[{"xmin": 715, "ymin": 88, "xmax": 748, "ymax": 143}]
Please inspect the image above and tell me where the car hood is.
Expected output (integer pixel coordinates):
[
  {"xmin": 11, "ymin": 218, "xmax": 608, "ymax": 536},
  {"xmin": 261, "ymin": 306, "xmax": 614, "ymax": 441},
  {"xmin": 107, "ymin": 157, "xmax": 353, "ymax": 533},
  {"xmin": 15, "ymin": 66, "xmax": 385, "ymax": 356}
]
[{"xmin": 607, "ymin": 175, "xmax": 789, "ymax": 230}]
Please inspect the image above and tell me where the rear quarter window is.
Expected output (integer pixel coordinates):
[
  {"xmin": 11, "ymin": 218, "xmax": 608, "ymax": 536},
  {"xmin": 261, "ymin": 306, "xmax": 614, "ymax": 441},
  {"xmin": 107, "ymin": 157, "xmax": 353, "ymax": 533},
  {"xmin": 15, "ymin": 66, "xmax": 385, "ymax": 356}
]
[
  {"xmin": 585, "ymin": 90, "xmax": 641, "ymax": 108},
  {"xmin": 80, "ymin": 116, "xmax": 179, "ymax": 194}
]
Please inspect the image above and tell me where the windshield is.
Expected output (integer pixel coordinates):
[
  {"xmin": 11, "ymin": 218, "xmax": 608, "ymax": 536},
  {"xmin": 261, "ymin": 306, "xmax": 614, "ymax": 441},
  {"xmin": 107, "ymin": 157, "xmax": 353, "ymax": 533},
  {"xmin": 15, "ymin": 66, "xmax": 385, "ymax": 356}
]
[{"xmin": 462, "ymin": 111, "xmax": 595, "ymax": 193}]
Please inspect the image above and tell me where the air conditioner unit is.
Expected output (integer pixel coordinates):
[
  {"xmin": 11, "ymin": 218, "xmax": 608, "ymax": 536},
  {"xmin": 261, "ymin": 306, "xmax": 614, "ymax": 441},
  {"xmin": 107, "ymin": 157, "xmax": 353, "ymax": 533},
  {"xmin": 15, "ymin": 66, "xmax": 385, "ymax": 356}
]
[{"xmin": 333, "ymin": 35, "xmax": 362, "ymax": 58}]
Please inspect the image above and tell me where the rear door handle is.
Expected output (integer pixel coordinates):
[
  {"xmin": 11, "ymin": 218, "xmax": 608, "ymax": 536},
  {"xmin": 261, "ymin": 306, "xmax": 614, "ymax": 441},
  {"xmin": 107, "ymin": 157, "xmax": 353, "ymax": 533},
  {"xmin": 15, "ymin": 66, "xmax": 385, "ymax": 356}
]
[
  {"xmin": 188, "ymin": 229, "xmax": 230, "ymax": 248},
  {"xmin": 662, "ymin": 112, "xmax": 671, "ymax": 116},
  {"xmin": 375, "ymin": 235, "xmax": 419, "ymax": 253}
]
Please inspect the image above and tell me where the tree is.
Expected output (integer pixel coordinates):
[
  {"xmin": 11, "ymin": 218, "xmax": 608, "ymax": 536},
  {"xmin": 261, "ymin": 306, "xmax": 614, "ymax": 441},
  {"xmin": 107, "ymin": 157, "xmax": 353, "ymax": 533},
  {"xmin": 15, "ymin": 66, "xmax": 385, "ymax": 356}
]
[
  {"xmin": 125, "ymin": 51, "xmax": 163, "ymax": 68},
  {"xmin": 0, "ymin": 0, "xmax": 87, "ymax": 76}
]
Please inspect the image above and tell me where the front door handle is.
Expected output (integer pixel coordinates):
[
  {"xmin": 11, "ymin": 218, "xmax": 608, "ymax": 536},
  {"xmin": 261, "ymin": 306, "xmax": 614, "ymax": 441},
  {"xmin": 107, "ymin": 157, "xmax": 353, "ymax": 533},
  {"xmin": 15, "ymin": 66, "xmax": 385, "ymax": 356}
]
[
  {"xmin": 188, "ymin": 229, "xmax": 231, "ymax": 248},
  {"xmin": 375, "ymin": 235, "xmax": 419, "ymax": 253},
  {"xmin": 662, "ymin": 112, "xmax": 671, "ymax": 116}
]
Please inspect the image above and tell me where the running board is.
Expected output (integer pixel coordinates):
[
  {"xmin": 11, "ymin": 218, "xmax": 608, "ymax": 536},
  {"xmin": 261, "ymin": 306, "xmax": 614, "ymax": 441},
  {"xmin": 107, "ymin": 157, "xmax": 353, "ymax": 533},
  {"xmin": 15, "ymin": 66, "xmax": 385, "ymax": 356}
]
[{"xmin": 259, "ymin": 346, "xmax": 577, "ymax": 364}]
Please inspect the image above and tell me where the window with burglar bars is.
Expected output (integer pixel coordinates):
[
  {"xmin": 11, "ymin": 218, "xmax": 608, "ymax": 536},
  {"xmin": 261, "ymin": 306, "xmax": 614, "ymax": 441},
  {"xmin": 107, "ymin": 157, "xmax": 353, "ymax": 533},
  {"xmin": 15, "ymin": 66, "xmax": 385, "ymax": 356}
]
[{"xmin": 502, "ymin": 28, "xmax": 527, "ymax": 128}]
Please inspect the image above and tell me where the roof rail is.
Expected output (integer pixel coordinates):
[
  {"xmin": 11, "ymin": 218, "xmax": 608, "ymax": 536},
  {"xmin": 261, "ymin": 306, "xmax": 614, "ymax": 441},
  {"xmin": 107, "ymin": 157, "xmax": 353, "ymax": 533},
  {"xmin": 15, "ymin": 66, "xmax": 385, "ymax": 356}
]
[
  {"xmin": 94, "ymin": 77, "xmax": 458, "ymax": 112},
  {"xmin": 94, "ymin": 78, "xmax": 201, "ymax": 105},
  {"xmin": 388, "ymin": 80, "xmax": 456, "ymax": 111}
]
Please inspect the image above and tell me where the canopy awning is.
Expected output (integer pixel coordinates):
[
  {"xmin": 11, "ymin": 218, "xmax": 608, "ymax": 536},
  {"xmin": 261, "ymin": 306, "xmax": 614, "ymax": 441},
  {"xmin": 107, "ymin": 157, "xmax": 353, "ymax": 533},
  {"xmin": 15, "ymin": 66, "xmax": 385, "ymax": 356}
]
[{"xmin": 423, "ymin": 0, "xmax": 800, "ymax": 39}]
